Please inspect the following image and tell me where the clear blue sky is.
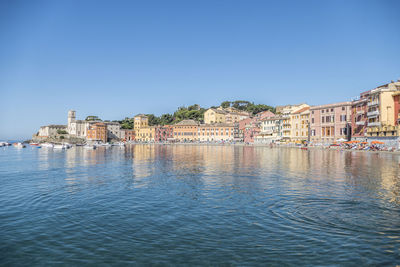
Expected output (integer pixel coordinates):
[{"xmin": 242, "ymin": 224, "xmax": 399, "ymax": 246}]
[{"xmin": 1, "ymin": 0, "xmax": 399, "ymax": 139}]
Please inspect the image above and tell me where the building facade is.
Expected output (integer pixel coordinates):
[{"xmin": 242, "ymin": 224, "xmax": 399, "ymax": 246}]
[
  {"xmin": 290, "ymin": 107, "xmax": 310, "ymax": 142},
  {"xmin": 351, "ymin": 90, "xmax": 370, "ymax": 139},
  {"xmin": 197, "ymin": 123, "xmax": 234, "ymax": 142},
  {"xmin": 366, "ymin": 81, "xmax": 400, "ymax": 138},
  {"xmin": 310, "ymin": 102, "xmax": 352, "ymax": 144},
  {"xmin": 86, "ymin": 122, "xmax": 107, "ymax": 143},
  {"xmin": 255, "ymin": 116, "xmax": 283, "ymax": 144},
  {"xmin": 172, "ymin": 120, "xmax": 199, "ymax": 142},
  {"xmin": 123, "ymin": 129, "xmax": 135, "ymax": 141},
  {"xmin": 154, "ymin": 125, "xmax": 174, "ymax": 142},
  {"xmin": 38, "ymin": 125, "xmax": 67, "ymax": 137},
  {"xmin": 204, "ymin": 108, "xmax": 227, "ymax": 124}
]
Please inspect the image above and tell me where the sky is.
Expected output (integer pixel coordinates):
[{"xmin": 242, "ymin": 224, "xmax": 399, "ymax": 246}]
[{"xmin": 0, "ymin": 0, "xmax": 399, "ymax": 139}]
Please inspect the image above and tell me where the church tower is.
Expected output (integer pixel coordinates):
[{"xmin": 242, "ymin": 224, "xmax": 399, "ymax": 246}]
[{"xmin": 68, "ymin": 110, "xmax": 76, "ymax": 125}]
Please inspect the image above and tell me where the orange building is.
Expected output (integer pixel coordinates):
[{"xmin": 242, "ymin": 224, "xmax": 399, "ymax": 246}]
[
  {"xmin": 198, "ymin": 123, "xmax": 234, "ymax": 142},
  {"xmin": 124, "ymin": 129, "xmax": 135, "ymax": 141},
  {"xmin": 172, "ymin": 120, "xmax": 199, "ymax": 142},
  {"xmin": 86, "ymin": 122, "xmax": 107, "ymax": 143}
]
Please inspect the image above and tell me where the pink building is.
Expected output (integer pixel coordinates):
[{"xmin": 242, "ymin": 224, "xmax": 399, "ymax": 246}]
[
  {"xmin": 310, "ymin": 101, "xmax": 352, "ymax": 144},
  {"xmin": 154, "ymin": 125, "xmax": 173, "ymax": 142}
]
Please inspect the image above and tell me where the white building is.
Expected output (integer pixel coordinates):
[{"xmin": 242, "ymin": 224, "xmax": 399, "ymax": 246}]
[
  {"xmin": 38, "ymin": 125, "xmax": 67, "ymax": 137},
  {"xmin": 254, "ymin": 116, "xmax": 283, "ymax": 144}
]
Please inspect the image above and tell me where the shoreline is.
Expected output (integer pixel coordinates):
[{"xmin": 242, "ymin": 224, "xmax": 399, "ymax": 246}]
[{"xmin": 128, "ymin": 142, "xmax": 400, "ymax": 155}]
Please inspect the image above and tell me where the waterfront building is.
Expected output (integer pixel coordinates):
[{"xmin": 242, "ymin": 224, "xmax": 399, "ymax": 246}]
[
  {"xmin": 204, "ymin": 108, "xmax": 227, "ymax": 124},
  {"xmin": 172, "ymin": 120, "xmax": 199, "ymax": 142},
  {"xmin": 154, "ymin": 125, "xmax": 174, "ymax": 142},
  {"xmin": 86, "ymin": 122, "xmax": 107, "ymax": 143},
  {"xmin": 255, "ymin": 116, "xmax": 283, "ymax": 144},
  {"xmin": 123, "ymin": 129, "xmax": 135, "ymax": 141},
  {"xmin": 243, "ymin": 121, "xmax": 260, "ymax": 143},
  {"xmin": 310, "ymin": 102, "xmax": 352, "ymax": 144},
  {"xmin": 279, "ymin": 104, "xmax": 309, "ymax": 142},
  {"xmin": 290, "ymin": 107, "xmax": 310, "ymax": 142},
  {"xmin": 136, "ymin": 126, "xmax": 155, "ymax": 142},
  {"xmin": 351, "ymin": 90, "xmax": 370, "ymax": 139},
  {"xmin": 366, "ymin": 81, "xmax": 400, "ymax": 138},
  {"xmin": 254, "ymin": 110, "xmax": 275, "ymax": 120},
  {"xmin": 134, "ymin": 114, "xmax": 149, "ymax": 130},
  {"xmin": 197, "ymin": 123, "xmax": 234, "ymax": 142},
  {"xmin": 104, "ymin": 121, "xmax": 124, "ymax": 140},
  {"xmin": 38, "ymin": 125, "xmax": 67, "ymax": 138},
  {"xmin": 237, "ymin": 117, "xmax": 254, "ymax": 142}
]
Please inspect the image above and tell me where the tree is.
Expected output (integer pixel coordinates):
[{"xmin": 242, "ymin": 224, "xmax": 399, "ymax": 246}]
[
  {"xmin": 85, "ymin": 115, "xmax": 101, "ymax": 121},
  {"xmin": 221, "ymin": 101, "xmax": 231, "ymax": 108},
  {"xmin": 57, "ymin": 129, "xmax": 68, "ymax": 134},
  {"xmin": 146, "ymin": 114, "xmax": 160, "ymax": 126}
]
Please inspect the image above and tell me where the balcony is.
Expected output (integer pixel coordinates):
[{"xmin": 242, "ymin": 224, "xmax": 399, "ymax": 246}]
[
  {"xmin": 367, "ymin": 100, "xmax": 379, "ymax": 107},
  {"xmin": 356, "ymin": 110, "xmax": 365, "ymax": 115},
  {"xmin": 368, "ymin": 121, "xmax": 381, "ymax": 127},
  {"xmin": 355, "ymin": 121, "xmax": 365, "ymax": 126},
  {"xmin": 367, "ymin": 110, "xmax": 379, "ymax": 117}
]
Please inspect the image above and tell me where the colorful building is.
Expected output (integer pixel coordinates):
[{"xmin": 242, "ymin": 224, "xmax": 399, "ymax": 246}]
[
  {"xmin": 123, "ymin": 129, "xmax": 135, "ymax": 141},
  {"xmin": 310, "ymin": 102, "xmax": 352, "ymax": 144},
  {"xmin": 290, "ymin": 107, "xmax": 310, "ymax": 142},
  {"xmin": 366, "ymin": 81, "xmax": 400, "ymax": 138},
  {"xmin": 351, "ymin": 90, "xmax": 370, "ymax": 139},
  {"xmin": 154, "ymin": 125, "xmax": 174, "ymax": 142},
  {"xmin": 172, "ymin": 120, "xmax": 199, "ymax": 142},
  {"xmin": 255, "ymin": 116, "xmax": 283, "ymax": 144},
  {"xmin": 204, "ymin": 108, "xmax": 227, "ymax": 124},
  {"xmin": 134, "ymin": 114, "xmax": 149, "ymax": 130},
  {"xmin": 86, "ymin": 122, "xmax": 107, "ymax": 143},
  {"xmin": 197, "ymin": 123, "xmax": 234, "ymax": 142},
  {"xmin": 136, "ymin": 126, "xmax": 155, "ymax": 142}
]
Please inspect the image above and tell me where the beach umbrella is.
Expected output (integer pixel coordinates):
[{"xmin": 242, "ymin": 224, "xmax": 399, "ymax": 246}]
[
  {"xmin": 337, "ymin": 138, "xmax": 346, "ymax": 142},
  {"xmin": 361, "ymin": 142, "xmax": 368, "ymax": 144},
  {"xmin": 371, "ymin": 141, "xmax": 384, "ymax": 144}
]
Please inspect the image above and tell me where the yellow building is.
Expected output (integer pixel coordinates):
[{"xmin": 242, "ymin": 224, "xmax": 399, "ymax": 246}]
[
  {"xmin": 280, "ymin": 103, "xmax": 309, "ymax": 142},
  {"xmin": 290, "ymin": 107, "xmax": 310, "ymax": 142},
  {"xmin": 136, "ymin": 126, "xmax": 155, "ymax": 142},
  {"xmin": 366, "ymin": 81, "xmax": 400, "ymax": 137},
  {"xmin": 134, "ymin": 114, "xmax": 149, "ymax": 130},
  {"xmin": 204, "ymin": 108, "xmax": 227, "ymax": 124},
  {"xmin": 172, "ymin": 120, "xmax": 199, "ymax": 142}
]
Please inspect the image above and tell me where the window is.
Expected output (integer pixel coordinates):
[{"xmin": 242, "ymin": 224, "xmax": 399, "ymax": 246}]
[
  {"xmin": 312, "ymin": 111, "xmax": 314, "ymax": 114},
  {"xmin": 322, "ymin": 110, "xmax": 324, "ymax": 113},
  {"xmin": 331, "ymin": 108, "xmax": 334, "ymax": 112},
  {"xmin": 322, "ymin": 117, "xmax": 325, "ymax": 123},
  {"xmin": 342, "ymin": 106, "xmax": 345, "ymax": 111}
]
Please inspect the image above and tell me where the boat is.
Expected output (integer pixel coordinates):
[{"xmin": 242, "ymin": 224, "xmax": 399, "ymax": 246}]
[
  {"xmin": 13, "ymin": 142, "xmax": 26, "ymax": 148},
  {"xmin": 29, "ymin": 143, "xmax": 40, "ymax": 146},
  {"xmin": 53, "ymin": 144, "xmax": 66, "ymax": 149},
  {"xmin": 41, "ymin": 143, "xmax": 54, "ymax": 148},
  {"xmin": 301, "ymin": 147, "xmax": 308, "ymax": 150},
  {"xmin": 83, "ymin": 144, "xmax": 96, "ymax": 149}
]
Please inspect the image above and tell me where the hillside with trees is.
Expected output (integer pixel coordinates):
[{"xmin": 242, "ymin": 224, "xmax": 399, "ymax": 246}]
[{"xmin": 119, "ymin": 101, "xmax": 275, "ymax": 128}]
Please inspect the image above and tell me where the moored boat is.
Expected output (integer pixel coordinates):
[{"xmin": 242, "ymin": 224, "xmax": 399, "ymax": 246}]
[
  {"xmin": 53, "ymin": 144, "xmax": 66, "ymax": 149},
  {"xmin": 13, "ymin": 142, "xmax": 26, "ymax": 148},
  {"xmin": 41, "ymin": 143, "xmax": 54, "ymax": 148}
]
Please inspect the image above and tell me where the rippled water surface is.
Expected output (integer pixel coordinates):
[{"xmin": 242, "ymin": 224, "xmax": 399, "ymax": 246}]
[{"xmin": 1, "ymin": 145, "xmax": 400, "ymax": 265}]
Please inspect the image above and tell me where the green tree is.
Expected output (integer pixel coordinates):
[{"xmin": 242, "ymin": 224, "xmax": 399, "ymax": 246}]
[
  {"xmin": 57, "ymin": 129, "xmax": 68, "ymax": 134},
  {"xmin": 221, "ymin": 101, "xmax": 231, "ymax": 108},
  {"xmin": 85, "ymin": 115, "xmax": 101, "ymax": 121}
]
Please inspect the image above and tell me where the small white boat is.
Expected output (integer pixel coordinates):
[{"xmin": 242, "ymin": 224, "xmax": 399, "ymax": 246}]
[
  {"xmin": 84, "ymin": 144, "xmax": 96, "ymax": 149},
  {"xmin": 41, "ymin": 143, "xmax": 54, "ymax": 148},
  {"xmin": 53, "ymin": 144, "xmax": 66, "ymax": 149},
  {"xmin": 13, "ymin": 142, "xmax": 26, "ymax": 148}
]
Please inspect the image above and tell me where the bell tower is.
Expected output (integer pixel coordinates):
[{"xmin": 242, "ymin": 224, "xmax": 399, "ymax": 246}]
[{"xmin": 68, "ymin": 110, "xmax": 76, "ymax": 125}]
